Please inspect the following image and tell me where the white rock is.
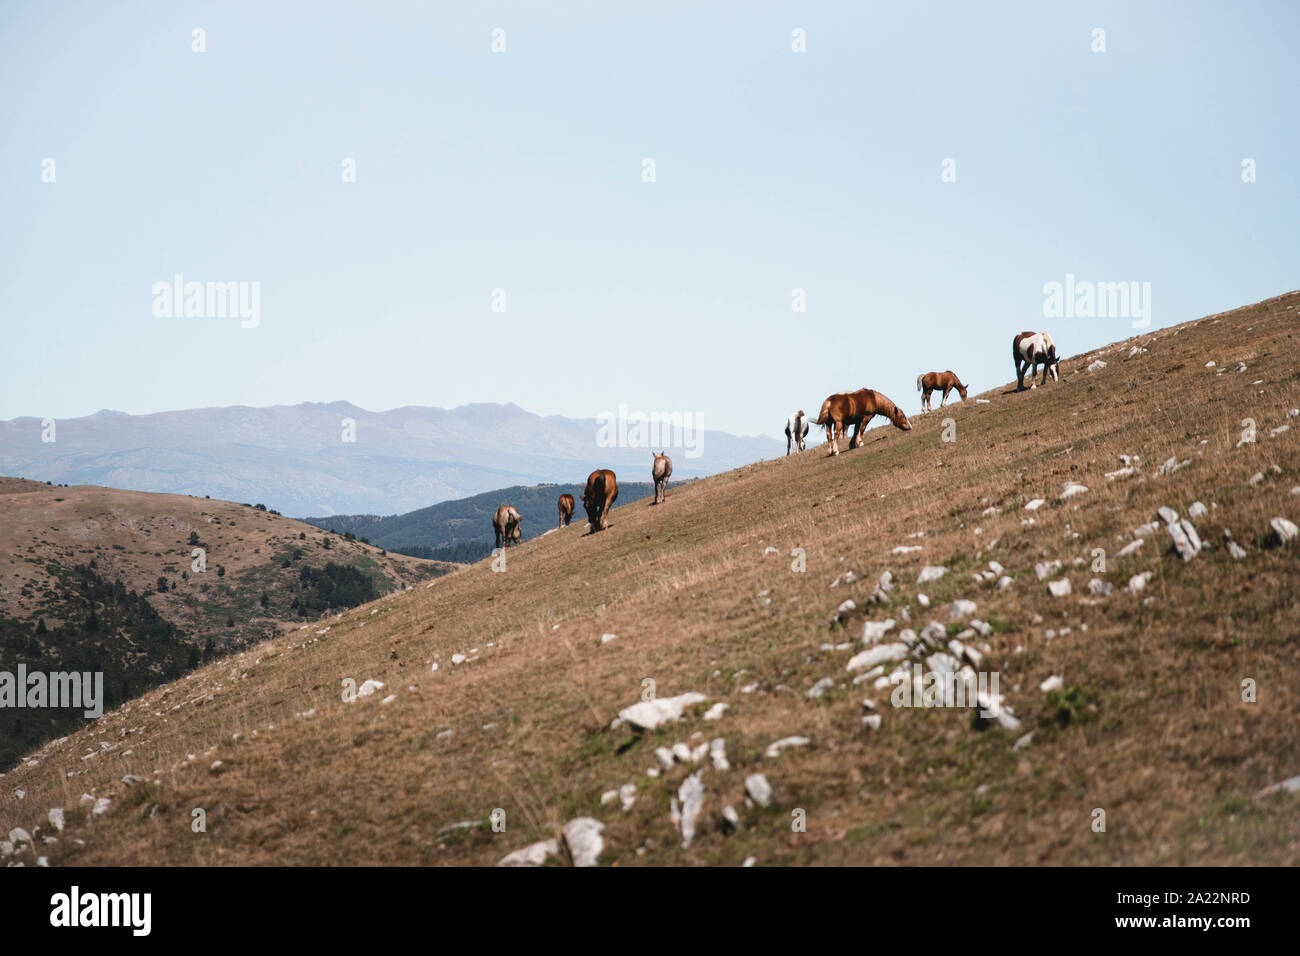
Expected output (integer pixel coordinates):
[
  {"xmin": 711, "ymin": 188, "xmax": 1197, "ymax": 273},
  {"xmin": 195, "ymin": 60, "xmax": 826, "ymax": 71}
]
[
  {"xmin": 1086, "ymin": 359, "xmax": 1107, "ymax": 372},
  {"xmin": 677, "ymin": 773, "xmax": 706, "ymax": 848},
  {"xmin": 996, "ymin": 575, "xmax": 1014, "ymax": 589},
  {"xmin": 1271, "ymin": 517, "xmax": 1299, "ymax": 544},
  {"xmin": 1060, "ymin": 482, "xmax": 1089, "ymax": 499},
  {"xmin": 619, "ymin": 692, "xmax": 708, "ymax": 731},
  {"xmin": 8, "ymin": 827, "xmax": 31, "ymax": 845},
  {"xmin": 1128, "ymin": 571, "xmax": 1154, "ymax": 594},
  {"xmin": 654, "ymin": 747, "xmax": 676, "ymax": 770},
  {"xmin": 892, "ymin": 545, "xmax": 922, "ymax": 554},
  {"xmin": 450, "ymin": 653, "xmax": 467, "ymax": 665},
  {"xmin": 1168, "ymin": 519, "xmax": 1202, "ymax": 561},
  {"xmin": 1035, "ymin": 560, "xmax": 1062, "ymax": 581},
  {"xmin": 1258, "ymin": 775, "xmax": 1300, "ymax": 797},
  {"xmin": 601, "ymin": 633, "xmax": 617, "ymax": 644},
  {"xmin": 600, "ymin": 789, "xmax": 618, "ymax": 806},
  {"xmin": 949, "ymin": 599, "xmax": 977, "ymax": 620},
  {"xmin": 1087, "ymin": 578, "xmax": 1113, "ymax": 597},
  {"xmin": 1118, "ymin": 539, "xmax": 1144, "ymax": 557},
  {"xmin": 836, "ymin": 599, "xmax": 856, "ymax": 615},
  {"xmin": 1157, "ymin": 506, "xmax": 1179, "ymax": 525},
  {"xmin": 1040, "ymin": 675, "xmax": 1064, "ymax": 693},
  {"xmin": 703, "ymin": 702, "xmax": 729, "ymax": 721},
  {"xmin": 1188, "ymin": 501, "xmax": 1208, "ymax": 519},
  {"xmin": 710, "ymin": 738, "xmax": 730, "ymax": 772},
  {"xmin": 764, "ymin": 736, "xmax": 810, "ymax": 759},
  {"xmin": 808, "ymin": 677, "xmax": 835, "ymax": 698},
  {"xmin": 563, "ymin": 817, "xmax": 605, "ymax": 867},
  {"xmin": 861, "ymin": 618, "xmax": 896, "ymax": 643},
  {"xmin": 861, "ymin": 714, "xmax": 882, "ymax": 730},
  {"xmin": 672, "ymin": 742, "xmax": 693, "ymax": 764},
  {"xmin": 620, "ymin": 783, "xmax": 638, "ymax": 811},
  {"xmin": 763, "ymin": 546, "xmax": 778, "ymax": 555},
  {"xmin": 48, "ymin": 808, "xmax": 64, "ymax": 831},
  {"xmin": 846, "ymin": 643, "xmax": 909, "ymax": 672},
  {"xmin": 1047, "ymin": 578, "xmax": 1072, "ymax": 597},
  {"xmin": 917, "ymin": 593, "xmax": 931, "ymax": 608},
  {"xmin": 354, "ymin": 679, "xmax": 384, "ymax": 699},
  {"xmin": 917, "ymin": 566, "xmax": 946, "ymax": 584},
  {"xmin": 1024, "ymin": 499, "xmax": 1045, "ymax": 511},
  {"xmin": 745, "ymin": 773, "xmax": 773, "ymax": 807}
]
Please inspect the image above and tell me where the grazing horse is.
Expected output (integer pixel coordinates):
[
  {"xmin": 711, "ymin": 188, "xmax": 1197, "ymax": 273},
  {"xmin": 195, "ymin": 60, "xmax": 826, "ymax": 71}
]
[
  {"xmin": 917, "ymin": 371, "xmax": 968, "ymax": 412},
  {"xmin": 652, "ymin": 452, "xmax": 673, "ymax": 504},
  {"xmin": 814, "ymin": 389, "xmax": 912, "ymax": 456},
  {"xmin": 492, "ymin": 505, "xmax": 521, "ymax": 549},
  {"xmin": 557, "ymin": 493, "xmax": 575, "ymax": 528},
  {"xmin": 1013, "ymin": 331, "xmax": 1060, "ymax": 389},
  {"xmin": 785, "ymin": 411, "xmax": 809, "ymax": 455},
  {"xmin": 582, "ymin": 469, "xmax": 619, "ymax": 531}
]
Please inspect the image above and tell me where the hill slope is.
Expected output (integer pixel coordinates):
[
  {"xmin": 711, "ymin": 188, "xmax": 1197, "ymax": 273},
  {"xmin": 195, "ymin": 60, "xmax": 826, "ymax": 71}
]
[
  {"xmin": 0, "ymin": 481, "xmax": 454, "ymax": 770},
  {"xmin": 3, "ymin": 292, "xmax": 1299, "ymax": 866},
  {"xmin": 0, "ymin": 401, "xmax": 781, "ymax": 517}
]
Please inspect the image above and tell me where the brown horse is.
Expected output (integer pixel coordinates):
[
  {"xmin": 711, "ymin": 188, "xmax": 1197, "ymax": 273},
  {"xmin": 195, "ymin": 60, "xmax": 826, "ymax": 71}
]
[
  {"xmin": 582, "ymin": 469, "xmax": 618, "ymax": 531},
  {"xmin": 557, "ymin": 493, "xmax": 575, "ymax": 528},
  {"xmin": 492, "ymin": 504, "xmax": 521, "ymax": 549},
  {"xmin": 652, "ymin": 452, "xmax": 672, "ymax": 504},
  {"xmin": 814, "ymin": 389, "xmax": 912, "ymax": 456},
  {"xmin": 916, "ymin": 371, "xmax": 968, "ymax": 412}
]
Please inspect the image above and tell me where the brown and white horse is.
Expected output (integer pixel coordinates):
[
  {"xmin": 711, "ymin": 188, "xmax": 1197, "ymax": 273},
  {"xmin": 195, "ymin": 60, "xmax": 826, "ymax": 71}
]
[
  {"xmin": 557, "ymin": 493, "xmax": 575, "ymax": 528},
  {"xmin": 652, "ymin": 452, "xmax": 672, "ymax": 504},
  {"xmin": 582, "ymin": 469, "xmax": 619, "ymax": 531},
  {"xmin": 492, "ymin": 504, "xmax": 521, "ymax": 549},
  {"xmin": 1013, "ymin": 331, "xmax": 1060, "ymax": 389},
  {"xmin": 917, "ymin": 371, "xmax": 968, "ymax": 412},
  {"xmin": 785, "ymin": 411, "xmax": 809, "ymax": 454},
  {"xmin": 813, "ymin": 389, "xmax": 912, "ymax": 456}
]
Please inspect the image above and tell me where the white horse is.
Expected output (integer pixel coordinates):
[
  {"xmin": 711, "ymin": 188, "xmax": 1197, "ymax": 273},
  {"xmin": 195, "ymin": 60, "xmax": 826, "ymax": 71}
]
[
  {"xmin": 1013, "ymin": 331, "xmax": 1060, "ymax": 389},
  {"xmin": 785, "ymin": 410, "xmax": 809, "ymax": 455}
]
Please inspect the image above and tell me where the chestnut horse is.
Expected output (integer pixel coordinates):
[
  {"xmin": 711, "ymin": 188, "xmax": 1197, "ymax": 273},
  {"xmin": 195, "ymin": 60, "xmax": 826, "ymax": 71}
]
[
  {"xmin": 652, "ymin": 452, "xmax": 672, "ymax": 504},
  {"xmin": 1013, "ymin": 331, "xmax": 1059, "ymax": 389},
  {"xmin": 582, "ymin": 469, "xmax": 618, "ymax": 531},
  {"xmin": 492, "ymin": 504, "xmax": 521, "ymax": 549},
  {"xmin": 814, "ymin": 389, "xmax": 912, "ymax": 456},
  {"xmin": 557, "ymin": 493, "xmax": 575, "ymax": 528},
  {"xmin": 916, "ymin": 371, "xmax": 968, "ymax": 412}
]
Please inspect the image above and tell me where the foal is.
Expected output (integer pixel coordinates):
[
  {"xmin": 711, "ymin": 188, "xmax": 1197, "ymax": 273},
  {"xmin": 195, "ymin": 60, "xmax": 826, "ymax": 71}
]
[{"xmin": 916, "ymin": 371, "xmax": 968, "ymax": 412}]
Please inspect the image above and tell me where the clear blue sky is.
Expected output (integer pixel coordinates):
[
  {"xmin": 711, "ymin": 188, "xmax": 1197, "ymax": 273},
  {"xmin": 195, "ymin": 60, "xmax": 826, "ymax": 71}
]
[{"xmin": 2, "ymin": 1, "xmax": 1296, "ymax": 438}]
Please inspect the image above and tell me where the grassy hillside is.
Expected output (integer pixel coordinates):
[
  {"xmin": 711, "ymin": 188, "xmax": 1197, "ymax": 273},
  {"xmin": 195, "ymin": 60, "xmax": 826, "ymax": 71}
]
[
  {"xmin": 0, "ymin": 481, "xmax": 456, "ymax": 770},
  {"xmin": 3, "ymin": 292, "xmax": 1299, "ymax": 866},
  {"xmin": 303, "ymin": 481, "xmax": 662, "ymax": 562}
]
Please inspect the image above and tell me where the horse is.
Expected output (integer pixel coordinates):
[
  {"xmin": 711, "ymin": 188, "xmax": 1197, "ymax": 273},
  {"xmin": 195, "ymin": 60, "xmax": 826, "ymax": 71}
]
[
  {"xmin": 1013, "ymin": 331, "xmax": 1060, "ymax": 389},
  {"xmin": 582, "ymin": 469, "xmax": 619, "ymax": 531},
  {"xmin": 785, "ymin": 411, "xmax": 809, "ymax": 454},
  {"xmin": 557, "ymin": 493, "xmax": 575, "ymax": 528},
  {"xmin": 652, "ymin": 452, "xmax": 672, "ymax": 504},
  {"xmin": 492, "ymin": 505, "xmax": 521, "ymax": 549},
  {"xmin": 814, "ymin": 389, "xmax": 912, "ymax": 456},
  {"xmin": 917, "ymin": 371, "xmax": 968, "ymax": 412}
]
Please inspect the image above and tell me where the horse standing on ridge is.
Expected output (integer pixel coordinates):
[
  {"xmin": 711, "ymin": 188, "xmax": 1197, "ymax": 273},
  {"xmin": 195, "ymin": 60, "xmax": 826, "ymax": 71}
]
[
  {"xmin": 1013, "ymin": 331, "xmax": 1060, "ymax": 389},
  {"xmin": 785, "ymin": 411, "xmax": 809, "ymax": 454},
  {"xmin": 557, "ymin": 493, "xmax": 575, "ymax": 528},
  {"xmin": 813, "ymin": 389, "xmax": 912, "ymax": 456},
  {"xmin": 492, "ymin": 505, "xmax": 522, "ymax": 549},
  {"xmin": 652, "ymin": 452, "xmax": 673, "ymax": 504},
  {"xmin": 917, "ymin": 371, "xmax": 968, "ymax": 412}
]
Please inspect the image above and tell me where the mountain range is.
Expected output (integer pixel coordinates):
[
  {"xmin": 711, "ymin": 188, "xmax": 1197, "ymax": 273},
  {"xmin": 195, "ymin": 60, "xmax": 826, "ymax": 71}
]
[{"xmin": 0, "ymin": 402, "xmax": 782, "ymax": 517}]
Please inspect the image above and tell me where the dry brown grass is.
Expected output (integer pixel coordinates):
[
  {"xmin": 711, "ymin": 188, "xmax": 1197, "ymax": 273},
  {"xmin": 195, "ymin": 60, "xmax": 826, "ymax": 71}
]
[{"xmin": 3, "ymin": 291, "xmax": 1299, "ymax": 866}]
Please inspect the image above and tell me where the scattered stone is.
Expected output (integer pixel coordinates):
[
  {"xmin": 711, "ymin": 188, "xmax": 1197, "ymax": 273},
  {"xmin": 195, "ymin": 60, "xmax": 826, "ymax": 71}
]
[
  {"xmin": 1168, "ymin": 519, "xmax": 1203, "ymax": 561},
  {"xmin": 1224, "ymin": 529, "xmax": 1248, "ymax": 560},
  {"xmin": 1118, "ymin": 539, "xmax": 1144, "ymax": 557},
  {"xmin": 949, "ymin": 599, "xmax": 977, "ymax": 621},
  {"xmin": 48, "ymin": 808, "xmax": 64, "ymax": 832},
  {"xmin": 1248, "ymin": 472, "xmax": 1264, "ymax": 486},
  {"xmin": 808, "ymin": 677, "xmax": 835, "ymax": 698},
  {"xmin": 836, "ymin": 599, "xmax": 856, "ymax": 616},
  {"xmin": 1271, "ymin": 517, "xmax": 1299, "ymax": 545},
  {"xmin": 763, "ymin": 546, "xmax": 778, "ymax": 555},
  {"xmin": 122, "ymin": 774, "xmax": 145, "ymax": 786},
  {"xmin": 563, "ymin": 818, "xmax": 605, "ymax": 867},
  {"xmin": 8, "ymin": 827, "xmax": 31, "ymax": 845},
  {"xmin": 846, "ymin": 643, "xmax": 909, "ymax": 672},
  {"xmin": 677, "ymin": 773, "xmax": 706, "ymax": 849},
  {"xmin": 1188, "ymin": 501, "xmax": 1207, "ymax": 519},
  {"xmin": 1086, "ymin": 360, "xmax": 1107, "ymax": 372},
  {"xmin": 601, "ymin": 789, "xmax": 618, "ymax": 806},
  {"xmin": 764, "ymin": 736, "xmax": 810, "ymax": 759},
  {"xmin": 703, "ymin": 702, "xmax": 729, "ymax": 721},
  {"xmin": 1035, "ymin": 560, "xmax": 1062, "ymax": 581},
  {"xmin": 354, "ymin": 679, "xmax": 384, "ymax": 699},
  {"xmin": 1157, "ymin": 506, "xmax": 1179, "ymax": 525},
  {"xmin": 619, "ymin": 692, "xmax": 708, "ymax": 732},
  {"xmin": 1024, "ymin": 499, "xmax": 1045, "ymax": 511},
  {"xmin": 892, "ymin": 545, "xmax": 922, "ymax": 554},
  {"xmin": 710, "ymin": 738, "xmax": 730, "ymax": 772},
  {"xmin": 497, "ymin": 838, "xmax": 561, "ymax": 867},
  {"xmin": 996, "ymin": 575, "xmax": 1014, "ymax": 589},
  {"xmin": 672, "ymin": 742, "xmax": 693, "ymax": 764},
  {"xmin": 1060, "ymin": 482, "xmax": 1089, "ymax": 499},
  {"xmin": 1040, "ymin": 675, "xmax": 1064, "ymax": 693},
  {"xmin": 1158, "ymin": 457, "xmax": 1190, "ymax": 476},
  {"xmin": 861, "ymin": 714, "xmax": 882, "ymax": 730},
  {"xmin": 861, "ymin": 619, "xmax": 896, "ymax": 643},
  {"xmin": 745, "ymin": 773, "xmax": 773, "ymax": 807},
  {"xmin": 1087, "ymin": 578, "xmax": 1113, "ymax": 597},
  {"xmin": 1047, "ymin": 578, "xmax": 1072, "ymax": 598},
  {"xmin": 917, "ymin": 566, "xmax": 946, "ymax": 584},
  {"xmin": 1258, "ymin": 775, "xmax": 1300, "ymax": 797},
  {"xmin": 1128, "ymin": 571, "xmax": 1154, "ymax": 594},
  {"xmin": 601, "ymin": 633, "xmax": 617, "ymax": 644},
  {"xmin": 654, "ymin": 747, "xmax": 676, "ymax": 771},
  {"xmin": 620, "ymin": 783, "xmax": 638, "ymax": 811},
  {"xmin": 721, "ymin": 805, "xmax": 741, "ymax": 831},
  {"xmin": 92, "ymin": 797, "xmax": 110, "ymax": 817}
]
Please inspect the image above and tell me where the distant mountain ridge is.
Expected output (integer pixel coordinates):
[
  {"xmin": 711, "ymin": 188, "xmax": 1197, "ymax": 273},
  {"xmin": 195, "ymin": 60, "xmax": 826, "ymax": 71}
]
[{"xmin": 0, "ymin": 401, "xmax": 782, "ymax": 517}]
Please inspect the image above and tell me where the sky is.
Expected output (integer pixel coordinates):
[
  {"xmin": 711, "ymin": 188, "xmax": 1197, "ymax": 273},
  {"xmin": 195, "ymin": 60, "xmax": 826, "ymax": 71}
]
[{"xmin": 2, "ymin": 1, "xmax": 1297, "ymax": 439}]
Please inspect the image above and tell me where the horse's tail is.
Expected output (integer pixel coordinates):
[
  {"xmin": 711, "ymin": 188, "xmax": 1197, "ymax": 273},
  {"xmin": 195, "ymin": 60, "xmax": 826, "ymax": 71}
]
[
  {"xmin": 812, "ymin": 398, "xmax": 832, "ymax": 425},
  {"xmin": 916, "ymin": 374, "xmax": 923, "ymax": 392}
]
